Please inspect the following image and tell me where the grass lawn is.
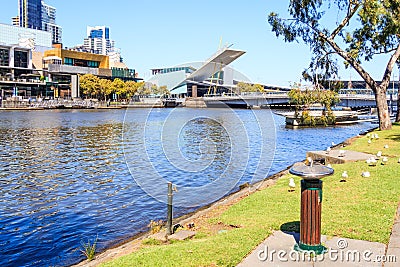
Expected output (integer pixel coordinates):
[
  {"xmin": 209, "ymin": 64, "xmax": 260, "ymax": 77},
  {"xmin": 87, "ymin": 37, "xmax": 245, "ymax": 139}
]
[{"xmin": 101, "ymin": 124, "xmax": 400, "ymax": 267}]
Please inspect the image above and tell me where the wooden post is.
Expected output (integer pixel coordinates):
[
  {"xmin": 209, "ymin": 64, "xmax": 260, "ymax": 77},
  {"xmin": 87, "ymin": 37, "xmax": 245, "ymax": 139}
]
[{"xmin": 166, "ymin": 182, "xmax": 173, "ymax": 236}]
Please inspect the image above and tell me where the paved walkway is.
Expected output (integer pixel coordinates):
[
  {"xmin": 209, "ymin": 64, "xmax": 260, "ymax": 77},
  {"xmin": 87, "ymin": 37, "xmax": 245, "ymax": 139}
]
[
  {"xmin": 238, "ymin": 204, "xmax": 400, "ymax": 267},
  {"xmin": 306, "ymin": 150, "xmax": 375, "ymax": 164}
]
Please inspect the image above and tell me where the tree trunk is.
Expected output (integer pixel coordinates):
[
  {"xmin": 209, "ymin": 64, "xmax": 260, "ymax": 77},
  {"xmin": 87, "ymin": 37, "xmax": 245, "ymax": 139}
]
[
  {"xmin": 375, "ymin": 86, "xmax": 392, "ymax": 130},
  {"xmin": 396, "ymin": 93, "xmax": 400, "ymax": 122}
]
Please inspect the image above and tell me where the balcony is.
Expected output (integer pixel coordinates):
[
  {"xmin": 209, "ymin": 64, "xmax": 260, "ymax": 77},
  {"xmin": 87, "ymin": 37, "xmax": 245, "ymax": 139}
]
[{"xmin": 47, "ymin": 64, "xmax": 112, "ymax": 77}]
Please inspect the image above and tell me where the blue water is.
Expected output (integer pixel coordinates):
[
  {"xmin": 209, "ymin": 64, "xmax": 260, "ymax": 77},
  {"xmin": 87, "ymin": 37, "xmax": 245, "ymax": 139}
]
[{"xmin": 0, "ymin": 108, "xmax": 373, "ymax": 266}]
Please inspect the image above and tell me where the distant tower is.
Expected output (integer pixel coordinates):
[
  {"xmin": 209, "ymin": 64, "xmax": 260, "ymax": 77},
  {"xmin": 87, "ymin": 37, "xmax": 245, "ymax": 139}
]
[
  {"xmin": 41, "ymin": 1, "xmax": 62, "ymax": 43},
  {"xmin": 19, "ymin": 0, "xmax": 42, "ymax": 30},
  {"xmin": 12, "ymin": 16, "xmax": 20, "ymax": 26},
  {"xmin": 83, "ymin": 26, "xmax": 114, "ymax": 55}
]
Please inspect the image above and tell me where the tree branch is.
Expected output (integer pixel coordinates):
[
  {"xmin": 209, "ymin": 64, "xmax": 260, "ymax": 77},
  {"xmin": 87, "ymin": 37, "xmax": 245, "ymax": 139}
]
[
  {"xmin": 380, "ymin": 44, "xmax": 400, "ymax": 89},
  {"xmin": 282, "ymin": 18, "xmax": 321, "ymax": 35},
  {"xmin": 320, "ymin": 32, "xmax": 378, "ymax": 91},
  {"xmin": 330, "ymin": 1, "xmax": 361, "ymax": 39}
]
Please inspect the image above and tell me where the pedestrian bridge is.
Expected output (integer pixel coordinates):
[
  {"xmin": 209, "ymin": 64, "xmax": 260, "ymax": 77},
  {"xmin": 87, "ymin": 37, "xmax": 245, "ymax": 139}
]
[{"xmin": 202, "ymin": 92, "xmax": 398, "ymax": 109}]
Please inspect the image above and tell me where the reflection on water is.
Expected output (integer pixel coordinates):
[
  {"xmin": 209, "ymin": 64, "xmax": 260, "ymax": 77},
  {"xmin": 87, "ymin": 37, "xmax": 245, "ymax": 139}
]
[{"xmin": 0, "ymin": 109, "xmax": 373, "ymax": 266}]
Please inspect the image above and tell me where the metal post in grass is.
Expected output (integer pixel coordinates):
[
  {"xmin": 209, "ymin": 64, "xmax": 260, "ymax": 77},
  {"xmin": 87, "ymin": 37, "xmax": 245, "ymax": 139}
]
[
  {"xmin": 289, "ymin": 159, "xmax": 334, "ymax": 254},
  {"xmin": 166, "ymin": 182, "xmax": 173, "ymax": 236}
]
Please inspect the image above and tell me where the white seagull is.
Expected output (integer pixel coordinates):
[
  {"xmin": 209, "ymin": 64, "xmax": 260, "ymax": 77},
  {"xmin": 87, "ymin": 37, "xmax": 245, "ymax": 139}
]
[
  {"xmin": 361, "ymin": 171, "xmax": 371, "ymax": 178},
  {"xmin": 326, "ymin": 147, "xmax": 331, "ymax": 154},
  {"xmin": 288, "ymin": 178, "xmax": 296, "ymax": 192},
  {"xmin": 341, "ymin": 171, "xmax": 348, "ymax": 182},
  {"xmin": 367, "ymin": 157, "xmax": 377, "ymax": 166},
  {"xmin": 376, "ymin": 151, "xmax": 382, "ymax": 158}
]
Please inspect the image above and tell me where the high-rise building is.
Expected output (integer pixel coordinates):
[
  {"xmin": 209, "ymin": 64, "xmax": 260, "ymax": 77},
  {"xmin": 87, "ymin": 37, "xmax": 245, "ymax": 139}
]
[
  {"xmin": 41, "ymin": 1, "xmax": 62, "ymax": 43},
  {"xmin": 16, "ymin": 0, "xmax": 62, "ymax": 44},
  {"xmin": 18, "ymin": 0, "xmax": 42, "ymax": 30},
  {"xmin": 41, "ymin": 1, "xmax": 55, "ymax": 24},
  {"xmin": 12, "ymin": 16, "xmax": 20, "ymax": 26},
  {"xmin": 83, "ymin": 26, "xmax": 114, "ymax": 55}
]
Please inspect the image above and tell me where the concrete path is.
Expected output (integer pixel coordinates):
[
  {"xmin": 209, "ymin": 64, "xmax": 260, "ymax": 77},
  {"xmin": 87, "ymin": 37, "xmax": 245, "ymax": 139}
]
[
  {"xmin": 238, "ymin": 203, "xmax": 400, "ymax": 267},
  {"xmin": 385, "ymin": 204, "xmax": 400, "ymax": 267},
  {"xmin": 306, "ymin": 150, "xmax": 375, "ymax": 164}
]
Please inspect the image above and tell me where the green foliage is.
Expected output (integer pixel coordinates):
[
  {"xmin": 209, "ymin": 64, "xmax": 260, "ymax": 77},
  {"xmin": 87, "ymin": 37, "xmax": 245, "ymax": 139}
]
[
  {"xmin": 268, "ymin": 0, "xmax": 400, "ymax": 130},
  {"xmin": 301, "ymin": 110, "xmax": 315, "ymax": 126},
  {"xmin": 147, "ymin": 220, "xmax": 163, "ymax": 234},
  {"xmin": 79, "ymin": 74, "xmax": 100, "ymax": 98},
  {"xmin": 112, "ymin": 78, "xmax": 126, "ymax": 97},
  {"xmin": 155, "ymin": 85, "xmax": 170, "ymax": 96},
  {"xmin": 99, "ymin": 78, "xmax": 113, "ymax": 101},
  {"xmin": 236, "ymin": 82, "xmax": 264, "ymax": 93},
  {"xmin": 125, "ymin": 81, "xmax": 137, "ymax": 97},
  {"xmin": 79, "ymin": 75, "xmax": 168, "ymax": 100},
  {"xmin": 326, "ymin": 110, "xmax": 336, "ymax": 124},
  {"xmin": 81, "ymin": 236, "xmax": 97, "ymax": 261},
  {"xmin": 288, "ymin": 85, "xmax": 339, "ymax": 117},
  {"xmin": 133, "ymin": 81, "xmax": 146, "ymax": 95}
]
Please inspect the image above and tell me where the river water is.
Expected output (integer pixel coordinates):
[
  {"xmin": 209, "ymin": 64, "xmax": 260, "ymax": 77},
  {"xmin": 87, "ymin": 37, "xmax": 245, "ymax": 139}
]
[{"xmin": 0, "ymin": 108, "xmax": 373, "ymax": 266}]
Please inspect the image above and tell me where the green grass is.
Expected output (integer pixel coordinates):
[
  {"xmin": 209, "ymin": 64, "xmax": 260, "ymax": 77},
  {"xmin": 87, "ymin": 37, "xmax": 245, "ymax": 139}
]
[
  {"xmin": 101, "ymin": 125, "xmax": 400, "ymax": 267},
  {"xmin": 81, "ymin": 236, "xmax": 98, "ymax": 261}
]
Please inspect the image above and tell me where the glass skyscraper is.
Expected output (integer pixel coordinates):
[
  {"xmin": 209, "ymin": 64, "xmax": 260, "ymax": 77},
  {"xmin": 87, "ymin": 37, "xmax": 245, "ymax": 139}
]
[
  {"xmin": 19, "ymin": 0, "xmax": 42, "ymax": 30},
  {"xmin": 16, "ymin": 0, "xmax": 62, "ymax": 44}
]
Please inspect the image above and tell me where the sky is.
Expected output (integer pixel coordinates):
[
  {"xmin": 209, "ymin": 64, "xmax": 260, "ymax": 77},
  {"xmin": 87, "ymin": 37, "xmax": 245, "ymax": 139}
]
[{"xmin": 0, "ymin": 0, "xmax": 397, "ymax": 86}]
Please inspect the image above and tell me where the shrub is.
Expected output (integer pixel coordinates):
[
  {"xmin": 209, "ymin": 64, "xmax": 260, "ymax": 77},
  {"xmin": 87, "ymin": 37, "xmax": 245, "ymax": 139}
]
[
  {"xmin": 81, "ymin": 236, "xmax": 97, "ymax": 261},
  {"xmin": 148, "ymin": 220, "xmax": 164, "ymax": 234}
]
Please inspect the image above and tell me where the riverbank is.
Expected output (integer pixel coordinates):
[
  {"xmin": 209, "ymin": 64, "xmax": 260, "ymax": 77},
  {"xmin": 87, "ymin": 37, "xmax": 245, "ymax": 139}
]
[
  {"xmin": 75, "ymin": 124, "xmax": 400, "ymax": 266},
  {"xmin": 73, "ymin": 169, "xmax": 291, "ymax": 267}
]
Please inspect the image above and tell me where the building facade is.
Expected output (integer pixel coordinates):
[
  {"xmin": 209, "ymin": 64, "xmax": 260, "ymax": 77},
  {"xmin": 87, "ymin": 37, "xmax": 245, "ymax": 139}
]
[
  {"xmin": 0, "ymin": 43, "xmax": 45, "ymax": 101},
  {"xmin": 18, "ymin": 0, "xmax": 42, "ymax": 30},
  {"xmin": 83, "ymin": 26, "xmax": 114, "ymax": 55},
  {"xmin": 16, "ymin": 0, "xmax": 62, "ymax": 44},
  {"xmin": 41, "ymin": 1, "xmax": 62, "ymax": 44},
  {"xmin": 147, "ymin": 47, "xmax": 247, "ymax": 97},
  {"xmin": 0, "ymin": 23, "xmax": 52, "ymax": 52}
]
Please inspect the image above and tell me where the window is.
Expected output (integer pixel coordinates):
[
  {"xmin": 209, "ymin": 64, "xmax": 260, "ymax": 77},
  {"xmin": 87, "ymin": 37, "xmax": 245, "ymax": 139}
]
[
  {"xmin": 64, "ymin": 58, "xmax": 73, "ymax": 65},
  {"xmin": 87, "ymin": 61, "xmax": 99, "ymax": 68},
  {"xmin": 0, "ymin": 48, "xmax": 9, "ymax": 66},
  {"xmin": 14, "ymin": 50, "xmax": 28, "ymax": 68}
]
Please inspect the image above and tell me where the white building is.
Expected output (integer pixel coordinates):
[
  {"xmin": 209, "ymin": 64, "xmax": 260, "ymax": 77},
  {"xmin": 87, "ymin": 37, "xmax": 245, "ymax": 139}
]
[
  {"xmin": 0, "ymin": 23, "xmax": 52, "ymax": 52},
  {"xmin": 83, "ymin": 26, "xmax": 114, "ymax": 55}
]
